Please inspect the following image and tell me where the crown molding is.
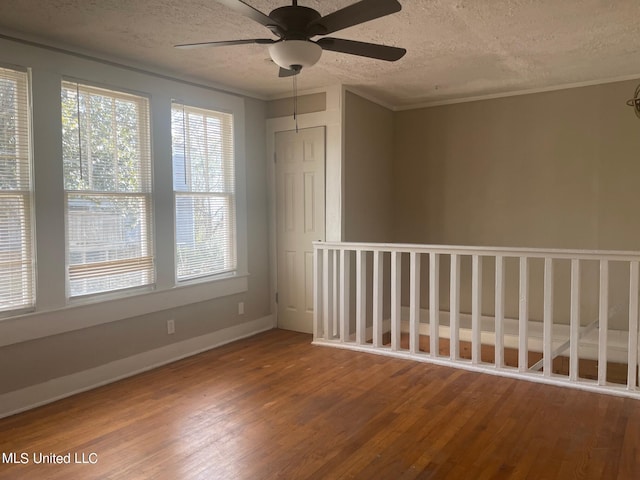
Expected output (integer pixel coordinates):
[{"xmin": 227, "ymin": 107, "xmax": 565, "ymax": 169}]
[{"xmin": 394, "ymin": 73, "xmax": 640, "ymax": 111}]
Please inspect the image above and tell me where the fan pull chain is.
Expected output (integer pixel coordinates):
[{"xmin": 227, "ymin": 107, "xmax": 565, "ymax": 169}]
[{"xmin": 293, "ymin": 74, "xmax": 299, "ymax": 133}]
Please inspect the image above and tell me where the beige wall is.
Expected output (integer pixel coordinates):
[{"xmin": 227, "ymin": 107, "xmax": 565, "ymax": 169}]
[
  {"xmin": 344, "ymin": 91, "xmax": 395, "ymax": 242},
  {"xmin": 342, "ymin": 91, "xmax": 396, "ymax": 326},
  {"xmin": 393, "ymin": 80, "xmax": 640, "ymax": 328},
  {"xmin": 393, "ymin": 81, "xmax": 640, "ymax": 249},
  {"xmin": 266, "ymin": 92, "xmax": 326, "ymax": 119}
]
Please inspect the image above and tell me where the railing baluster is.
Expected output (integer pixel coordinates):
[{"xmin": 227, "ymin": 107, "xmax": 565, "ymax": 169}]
[
  {"xmin": 373, "ymin": 250, "xmax": 384, "ymax": 348},
  {"xmin": 495, "ymin": 255, "xmax": 505, "ymax": 368},
  {"xmin": 598, "ymin": 260, "xmax": 609, "ymax": 385},
  {"xmin": 518, "ymin": 257, "xmax": 529, "ymax": 372},
  {"xmin": 543, "ymin": 258, "xmax": 553, "ymax": 377},
  {"xmin": 332, "ymin": 248, "xmax": 339, "ymax": 338},
  {"xmin": 471, "ymin": 255, "xmax": 482, "ymax": 365},
  {"xmin": 410, "ymin": 251, "xmax": 421, "ymax": 354},
  {"xmin": 323, "ymin": 249, "xmax": 333, "ymax": 340},
  {"xmin": 391, "ymin": 251, "xmax": 402, "ymax": 351},
  {"xmin": 628, "ymin": 261, "xmax": 639, "ymax": 390},
  {"xmin": 339, "ymin": 249, "xmax": 350, "ymax": 343},
  {"xmin": 569, "ymin": 259, "xmax": 581, "ymax": 382},
  {"xmin": 313, "ymin": 245, "xmax": 323, "ymax": 340},
  {"xmin": 356, "ymin": 250, "xmax": 367, "ymax": 345},
  {"xmin": 450, "ymin": 254, "xmax": 460, "ymax": 361},
  {"xmin": 429, "ymin": 253, "xmax": 440, "ymax": 358}
]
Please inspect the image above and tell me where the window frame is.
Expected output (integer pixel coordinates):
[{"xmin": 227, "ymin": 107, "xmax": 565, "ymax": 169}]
[
  {"xmin": 0, "ymin": 64, "xmax": 35, "ymax": 317},
  {"xmin": 61, "ymin": 79, "xmax": 155, "ymax": 300},
  {"xmin": 171, "ymin": 101, "xmax": 237, "ymax": 284}
]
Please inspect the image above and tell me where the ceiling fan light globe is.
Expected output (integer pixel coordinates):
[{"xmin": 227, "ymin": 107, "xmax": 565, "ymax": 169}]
[{"xmin": 269, "ymin": 40, "xmax": 322, "ymax": 70}]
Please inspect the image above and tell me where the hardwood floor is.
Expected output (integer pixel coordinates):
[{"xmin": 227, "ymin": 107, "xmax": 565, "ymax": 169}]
[{"xmin": 1, "ymin": 328, "xmax": 638, "ymax": 479}]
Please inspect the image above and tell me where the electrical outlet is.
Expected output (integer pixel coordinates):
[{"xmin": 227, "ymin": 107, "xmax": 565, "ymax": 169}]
[
  {"xmin": 238, "ymin": 302, "xmax": 244, "ymax": 315},
  {"xmin": 167, "ymin": 319, "xmax": 175, "ymax": 335}
]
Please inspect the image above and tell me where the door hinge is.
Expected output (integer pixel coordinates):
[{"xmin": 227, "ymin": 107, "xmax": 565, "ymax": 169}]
[
  {"xmin": 275, "ymin": 292, "xmax": 279, "ymax": 303},
  {"xmin": 274, "ymin": 152, "xmax": 277, "ymax": 163}
]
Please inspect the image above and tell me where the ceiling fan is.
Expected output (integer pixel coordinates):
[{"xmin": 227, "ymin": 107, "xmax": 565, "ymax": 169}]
[{"xmin": 175, "ymin": 0, "xmax": 407, "ymax": 77}]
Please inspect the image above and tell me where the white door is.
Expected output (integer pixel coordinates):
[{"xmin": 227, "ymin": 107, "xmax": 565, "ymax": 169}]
[{"xmin": 275, "ymin": 126, "xmax": 325, "ymax": 333}]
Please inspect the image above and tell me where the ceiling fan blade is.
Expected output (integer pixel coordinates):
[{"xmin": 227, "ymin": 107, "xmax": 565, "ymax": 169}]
[
  {"xmin": 308, "ymin": 0, "xmax": 401, "ymax": 36},
  {"xmin": 317, "ymin": 38, "xmax": 406, "ymax": 61},
  {"xmin": 175, "ymin": 39, "xmax": 276, "ymax": 49},
  {"xmin": 278, "ymin": 67, "xmax": 300, "ymax": 78},
  {"xmin": 215, "ymin": 0, "xmax": 284, "ymax": 31}
]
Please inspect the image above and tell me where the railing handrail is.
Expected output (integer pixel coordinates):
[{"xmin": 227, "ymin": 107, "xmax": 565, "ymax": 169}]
[{"xmin": 313, "ymin": 241, "xmax": 640, "ymax": 262}]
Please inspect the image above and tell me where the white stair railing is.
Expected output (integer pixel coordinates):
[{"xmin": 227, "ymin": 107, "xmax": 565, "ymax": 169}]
[{"xmin": 313, "ymin": 241, "xmax": 640, "ymax": 399}]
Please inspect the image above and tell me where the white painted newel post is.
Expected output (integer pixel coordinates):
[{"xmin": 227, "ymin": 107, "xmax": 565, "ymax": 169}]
[{"xmin": 313, "ymin": 244, "xmax": 323, "ymax": 340}]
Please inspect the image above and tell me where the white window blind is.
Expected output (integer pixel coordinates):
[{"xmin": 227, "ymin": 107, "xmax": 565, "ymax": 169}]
[
  {"xmin": 171, "ymin": 103, "xmax": 236, "ymax": 281},
  {"xmin": 62, "ymin": 81, "xmax": 154, "ymax": 297},
  {"xmin": 0, "ymin": 66, "xmax": 34, "ymax": 313}
]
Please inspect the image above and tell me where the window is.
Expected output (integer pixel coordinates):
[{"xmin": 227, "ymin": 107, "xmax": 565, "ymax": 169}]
[
  {"xmin": 0, "ymin": 66, "xmax": 34, "ymax": 314},
  {"xmin": 171, "ymin": 103, "xmax": 236, "ymax": 281},
  {"xmin": 62, "ymin": 81, "xmax": 153, "ymax": 297}
]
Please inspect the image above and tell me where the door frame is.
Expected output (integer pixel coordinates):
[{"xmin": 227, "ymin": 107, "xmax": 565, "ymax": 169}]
[{"xmin": 266, "ymin": 84, "xmax": 344, "ymax": 328}]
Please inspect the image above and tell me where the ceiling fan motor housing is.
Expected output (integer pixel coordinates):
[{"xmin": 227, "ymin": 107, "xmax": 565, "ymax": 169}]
[{"xmin": 269, "ymin": 5, "xmax": 323, "ymax": 39}]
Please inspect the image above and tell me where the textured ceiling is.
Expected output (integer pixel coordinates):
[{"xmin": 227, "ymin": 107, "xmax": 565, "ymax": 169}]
[{"xmin": 0, "ymin": 1, "xmax": 639, "ymax": 107}]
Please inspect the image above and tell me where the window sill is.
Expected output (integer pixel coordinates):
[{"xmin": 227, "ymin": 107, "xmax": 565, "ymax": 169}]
[{"xmin": 0, "ymin": 273, "xmax": 249, "ymax": 347}]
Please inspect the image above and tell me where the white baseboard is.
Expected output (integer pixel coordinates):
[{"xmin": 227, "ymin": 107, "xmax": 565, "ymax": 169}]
[{"xmin": 0, "ymin": 315, "xmax": 274, "ymax": 419}]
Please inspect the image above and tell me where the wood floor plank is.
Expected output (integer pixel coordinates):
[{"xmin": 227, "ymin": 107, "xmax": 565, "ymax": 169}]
[{"xmin": 0, "ymin": 329, "xmax": 638, "ymax": 479}]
